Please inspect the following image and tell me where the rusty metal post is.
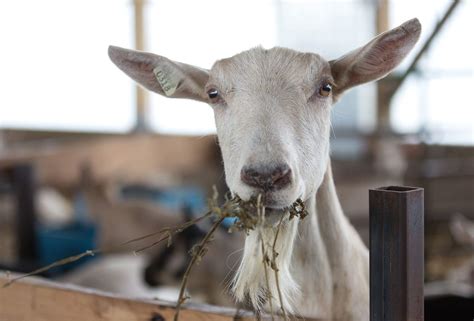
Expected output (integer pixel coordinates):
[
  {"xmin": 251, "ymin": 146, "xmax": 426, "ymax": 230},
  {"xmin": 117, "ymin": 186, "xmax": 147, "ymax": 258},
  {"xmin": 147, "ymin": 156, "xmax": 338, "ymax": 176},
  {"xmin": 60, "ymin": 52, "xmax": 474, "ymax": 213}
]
[{"xmin": 370, "ymin": 186, "xmax": 424, "ymax": 321}]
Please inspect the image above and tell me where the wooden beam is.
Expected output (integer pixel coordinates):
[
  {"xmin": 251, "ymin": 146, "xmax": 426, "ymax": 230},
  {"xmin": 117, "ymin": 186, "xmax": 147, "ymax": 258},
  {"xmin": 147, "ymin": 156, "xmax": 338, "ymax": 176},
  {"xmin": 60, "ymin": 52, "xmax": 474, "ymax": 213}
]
[
  {"xmin": 376, "ymin": 0, "xmax": 389, "ymax": 34},
  {"xmin": 0, "ymin": 134, "xmax": 219, "ymax": 188},
  {"xmin": 375, "ymin": 0, "xmax": 390, "ymax": 132},
  {"xmin": 0, "ymin": 276, "xmax": 254, "ymax": 321},
  {"xmin": 133, "ymin": 0, "xmax": 149, "ymax": 132},
  {"xmin": 0, "ymin": 276, "xmax": 323, "ymax": 321}
]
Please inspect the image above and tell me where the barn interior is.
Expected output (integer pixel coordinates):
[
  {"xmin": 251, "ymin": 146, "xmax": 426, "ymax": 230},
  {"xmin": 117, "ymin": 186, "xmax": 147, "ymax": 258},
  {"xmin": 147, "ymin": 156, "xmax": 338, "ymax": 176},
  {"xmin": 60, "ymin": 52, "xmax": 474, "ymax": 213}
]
[{"xmin": 0, "ymin": 1, "xmax": 473, "ymax": 320}]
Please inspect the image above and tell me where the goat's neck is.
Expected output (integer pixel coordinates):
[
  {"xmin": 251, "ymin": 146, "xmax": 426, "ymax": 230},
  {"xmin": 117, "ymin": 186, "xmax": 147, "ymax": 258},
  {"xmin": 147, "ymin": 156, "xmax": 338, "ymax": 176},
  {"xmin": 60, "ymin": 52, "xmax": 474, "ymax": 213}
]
[{"xmin": 292, "ymin": 162, "xmax": 369, "ymax": 319}]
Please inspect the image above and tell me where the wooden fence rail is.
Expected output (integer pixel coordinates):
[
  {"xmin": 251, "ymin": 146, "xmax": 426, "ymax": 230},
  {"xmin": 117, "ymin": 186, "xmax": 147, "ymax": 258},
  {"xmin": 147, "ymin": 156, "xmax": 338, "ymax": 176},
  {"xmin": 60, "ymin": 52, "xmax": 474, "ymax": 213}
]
[
  {"xmin": 0, "ymin": 276, "xmax": 258, "ymax": 321},
  {"xmin": 0, "ymin": 186, "xmax": 424, "ymax": 321}
]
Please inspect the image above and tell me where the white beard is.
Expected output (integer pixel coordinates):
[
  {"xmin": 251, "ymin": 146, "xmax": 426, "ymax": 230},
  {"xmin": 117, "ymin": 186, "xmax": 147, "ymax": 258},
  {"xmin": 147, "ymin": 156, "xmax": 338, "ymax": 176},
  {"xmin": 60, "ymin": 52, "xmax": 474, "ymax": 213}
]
[{"xmin": 231, "ymin": 215, "xmax": 300, "ymax": 314}]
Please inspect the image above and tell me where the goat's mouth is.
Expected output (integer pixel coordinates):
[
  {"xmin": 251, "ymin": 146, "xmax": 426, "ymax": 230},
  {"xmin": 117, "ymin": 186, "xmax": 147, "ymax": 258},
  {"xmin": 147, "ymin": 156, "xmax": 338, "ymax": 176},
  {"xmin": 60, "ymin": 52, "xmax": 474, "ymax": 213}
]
[
  {"xmin": 265, "ymin": 199, "xmax": 308, "ymax": 221},
  {"xmin": 232, "ymin": 193, "xmax": 308, "ymax": 224},
  {"xmin": 260, "ymin": 206, "xmax": 290, "ymax": 225}
]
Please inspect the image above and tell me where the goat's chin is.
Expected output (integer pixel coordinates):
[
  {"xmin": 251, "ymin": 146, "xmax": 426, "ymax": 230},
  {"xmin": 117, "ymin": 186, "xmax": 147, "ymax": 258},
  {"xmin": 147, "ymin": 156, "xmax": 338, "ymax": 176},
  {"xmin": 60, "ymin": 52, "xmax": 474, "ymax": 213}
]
[
  {"xmin": 262, "ymin": 207, "xmax": 287, "ymax": 226},
  {"xmin": 231, "ymin": 215, "xmax": 300, "ymax": 314}
]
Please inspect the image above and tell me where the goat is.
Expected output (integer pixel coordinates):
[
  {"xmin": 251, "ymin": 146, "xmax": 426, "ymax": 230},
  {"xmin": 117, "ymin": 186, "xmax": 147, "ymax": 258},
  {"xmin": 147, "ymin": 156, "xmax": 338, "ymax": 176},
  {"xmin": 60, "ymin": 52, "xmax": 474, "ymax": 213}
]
[{"xmin": 108, "ymin": 18, "xmax": 421, "ymax": 320}]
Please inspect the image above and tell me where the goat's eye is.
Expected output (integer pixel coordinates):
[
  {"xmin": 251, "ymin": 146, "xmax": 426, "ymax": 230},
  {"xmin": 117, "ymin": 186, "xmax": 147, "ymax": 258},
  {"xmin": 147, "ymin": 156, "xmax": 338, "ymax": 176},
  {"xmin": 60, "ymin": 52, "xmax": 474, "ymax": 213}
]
[
  {"xmin": 319, "ymin": 83, "xmax": 332, "ymax": 97},
  {"xmin": 206, "ymin": 87, "xmax": 226, "ymax": 105},
  {"xmin": 207, "ymin": 88, "xmax": 219, "ymax": 99}
]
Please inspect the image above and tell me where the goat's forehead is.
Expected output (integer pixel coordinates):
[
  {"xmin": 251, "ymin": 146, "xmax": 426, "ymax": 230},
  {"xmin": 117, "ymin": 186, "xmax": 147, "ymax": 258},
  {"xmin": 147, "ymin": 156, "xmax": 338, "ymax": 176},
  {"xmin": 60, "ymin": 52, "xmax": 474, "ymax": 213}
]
[{"xmin": 209, "ymin": 47, "xmax": 330, "ymax": 87}]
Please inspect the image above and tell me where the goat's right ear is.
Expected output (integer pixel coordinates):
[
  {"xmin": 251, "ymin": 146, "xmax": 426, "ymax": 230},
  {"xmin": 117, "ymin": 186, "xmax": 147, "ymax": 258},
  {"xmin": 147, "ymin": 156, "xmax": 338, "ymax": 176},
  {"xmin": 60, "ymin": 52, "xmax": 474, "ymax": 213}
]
[{"xmin": 108, "ymin": 46, "xmax": 209, "ymax": 102}]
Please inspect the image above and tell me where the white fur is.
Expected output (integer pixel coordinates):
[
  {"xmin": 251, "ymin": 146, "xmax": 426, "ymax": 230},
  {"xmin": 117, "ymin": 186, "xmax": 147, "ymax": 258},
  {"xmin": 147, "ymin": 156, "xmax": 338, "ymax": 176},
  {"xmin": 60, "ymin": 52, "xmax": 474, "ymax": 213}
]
[{"xmin": 232, "ymin": 215, "xmax": 300, "ymax": 313}]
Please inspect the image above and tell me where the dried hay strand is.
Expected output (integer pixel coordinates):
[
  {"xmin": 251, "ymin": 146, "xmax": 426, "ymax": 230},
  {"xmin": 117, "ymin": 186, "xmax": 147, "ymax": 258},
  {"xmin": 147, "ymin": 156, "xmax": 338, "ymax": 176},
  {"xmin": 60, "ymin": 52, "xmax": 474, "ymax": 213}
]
[{"xmin": 1, "ymin": 186, "xmax": 308, "ymax": 321}]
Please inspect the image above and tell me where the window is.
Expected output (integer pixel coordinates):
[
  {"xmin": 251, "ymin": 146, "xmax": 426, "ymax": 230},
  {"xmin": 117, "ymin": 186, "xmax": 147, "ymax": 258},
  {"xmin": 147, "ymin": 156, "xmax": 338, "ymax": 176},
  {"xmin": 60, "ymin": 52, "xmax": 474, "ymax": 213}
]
[
  {"xmin": 390, "ymin": 0, "xmax": 474, "ymax": 145},
  {"xmin": 3, "ymin": 0, "xmax": 469, "ymax": 144},
  {"xmin": 0, "ymin": 0, "xmax": 134, "ymax": 132}
]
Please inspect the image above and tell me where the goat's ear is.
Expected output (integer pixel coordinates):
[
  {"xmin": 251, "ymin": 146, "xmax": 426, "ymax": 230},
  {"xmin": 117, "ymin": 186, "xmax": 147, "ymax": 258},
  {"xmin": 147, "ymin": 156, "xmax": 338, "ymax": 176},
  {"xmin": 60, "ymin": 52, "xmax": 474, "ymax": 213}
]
[
  {"xmin": 108, "ymin": 46, "xmax": 209, "ymax": 102},
  {"xmin": 330, "ymin": 18, "xmax": 421, "ymax": 95}
]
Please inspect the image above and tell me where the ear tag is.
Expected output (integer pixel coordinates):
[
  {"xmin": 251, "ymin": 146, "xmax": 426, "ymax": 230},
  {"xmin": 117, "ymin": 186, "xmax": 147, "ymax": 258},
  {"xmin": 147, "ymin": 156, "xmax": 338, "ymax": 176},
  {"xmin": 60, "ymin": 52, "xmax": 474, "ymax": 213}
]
[{"xmin": 153, "ymin": 65, "xmax": 179, "ymax": 96}]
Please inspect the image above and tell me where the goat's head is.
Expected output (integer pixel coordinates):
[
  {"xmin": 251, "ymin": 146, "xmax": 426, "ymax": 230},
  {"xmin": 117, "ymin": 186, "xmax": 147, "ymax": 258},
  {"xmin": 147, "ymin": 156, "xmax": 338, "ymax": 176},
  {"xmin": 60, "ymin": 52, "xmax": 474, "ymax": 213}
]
[
  {"xmin": 109, "ymin": 18, "xmax": 421, "ymax": 311},
  {"xmin": 109, "ymin": 19, "xmax": 420, "ymax": 218}
]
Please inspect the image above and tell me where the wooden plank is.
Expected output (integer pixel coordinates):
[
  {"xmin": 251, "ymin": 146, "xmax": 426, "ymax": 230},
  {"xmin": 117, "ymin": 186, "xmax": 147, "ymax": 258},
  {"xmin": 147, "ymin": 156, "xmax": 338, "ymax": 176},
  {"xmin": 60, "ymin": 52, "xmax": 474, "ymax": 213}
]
[
  {"xmin": 0, "ymin": 276, "xmax": 326, "ymax": 321},
  {"xmin": 0, "ymin": 134, "xmax": 219, "ymax": 187},
  {"xmin": 369, "ymin": 186, "xmax": 424, "ymax": 321},
  {"xmin": 0, "ymin": 276, "xmax": 255, "ymax": 321}
]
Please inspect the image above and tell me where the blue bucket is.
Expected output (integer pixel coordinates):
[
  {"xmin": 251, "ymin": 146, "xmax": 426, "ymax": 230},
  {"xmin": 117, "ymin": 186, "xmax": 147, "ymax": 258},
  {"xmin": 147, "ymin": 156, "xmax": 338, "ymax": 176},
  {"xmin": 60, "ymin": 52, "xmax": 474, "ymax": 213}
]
[{"xmin": 36, "ymin": 221, "xmax": 97, "ymax": 276}]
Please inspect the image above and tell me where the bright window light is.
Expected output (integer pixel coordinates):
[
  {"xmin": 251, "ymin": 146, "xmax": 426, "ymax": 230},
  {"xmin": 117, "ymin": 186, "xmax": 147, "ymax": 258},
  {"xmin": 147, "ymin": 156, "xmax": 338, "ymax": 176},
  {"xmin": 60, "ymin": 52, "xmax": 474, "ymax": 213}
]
[
  {"xmin": 146, "ymin": 0, "xmax": 277, "ymax": 135},
  {"xmin": 0, "ymin": 0, "xmax": 134, "ymax": 132},
  {"xmin": 390, "ymin": 0, "xmax": 474, "ymax": 145}
]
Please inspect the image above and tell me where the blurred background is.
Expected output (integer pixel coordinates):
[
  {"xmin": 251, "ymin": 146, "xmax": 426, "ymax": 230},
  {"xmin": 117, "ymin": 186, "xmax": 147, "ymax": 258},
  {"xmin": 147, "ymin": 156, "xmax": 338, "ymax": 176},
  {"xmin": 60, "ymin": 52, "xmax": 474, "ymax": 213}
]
[{"xmin": 0, "ymin": 0, "xmax": 472, "ymax": 320}]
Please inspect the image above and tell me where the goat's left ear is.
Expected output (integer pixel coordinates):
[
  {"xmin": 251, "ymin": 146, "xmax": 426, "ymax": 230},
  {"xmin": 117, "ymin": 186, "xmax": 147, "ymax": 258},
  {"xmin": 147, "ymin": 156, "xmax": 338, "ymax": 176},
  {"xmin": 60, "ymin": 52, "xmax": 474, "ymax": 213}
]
[
  {"xmin": 108, "ymin": 46, "xmax": 209, "ymax": 102},
  {"xmin": 330, "ymin": 18, "xmax": 421, "ymax": 95}
]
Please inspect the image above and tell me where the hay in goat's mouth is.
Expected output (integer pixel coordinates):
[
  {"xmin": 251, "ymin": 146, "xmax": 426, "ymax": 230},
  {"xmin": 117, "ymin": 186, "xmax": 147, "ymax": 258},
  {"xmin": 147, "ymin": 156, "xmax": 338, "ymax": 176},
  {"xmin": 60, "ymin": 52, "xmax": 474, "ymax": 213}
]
[{"xmin": 2, "ymin": 187, "xmax": 308, "ymax": 321}]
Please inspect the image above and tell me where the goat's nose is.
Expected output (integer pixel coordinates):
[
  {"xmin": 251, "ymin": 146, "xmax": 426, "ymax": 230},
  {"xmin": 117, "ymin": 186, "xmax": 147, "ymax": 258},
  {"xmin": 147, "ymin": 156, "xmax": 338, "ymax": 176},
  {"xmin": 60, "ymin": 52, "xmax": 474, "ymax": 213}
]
[{"xmin": 240, "ymin": 164, "xmax": 292, "ymax": 191}]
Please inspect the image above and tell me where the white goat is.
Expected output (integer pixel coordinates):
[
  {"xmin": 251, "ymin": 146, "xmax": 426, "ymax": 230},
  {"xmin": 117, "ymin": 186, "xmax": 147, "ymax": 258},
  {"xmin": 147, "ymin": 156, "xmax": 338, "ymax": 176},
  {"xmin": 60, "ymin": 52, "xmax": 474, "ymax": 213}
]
[{"xmin": 109, "ymin": 18, "xmax": 421, "ymax": 321}]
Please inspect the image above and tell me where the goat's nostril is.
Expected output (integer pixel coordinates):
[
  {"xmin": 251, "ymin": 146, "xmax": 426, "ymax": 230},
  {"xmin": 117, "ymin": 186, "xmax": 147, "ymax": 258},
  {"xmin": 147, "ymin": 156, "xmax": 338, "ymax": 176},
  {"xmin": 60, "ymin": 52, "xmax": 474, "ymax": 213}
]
[
  {"xmin": 240, "ymin": 164, "xmax": 292, "ymax": 191},
  {"xmin": 249, "ymin": 170, "xmax": 260, "ymax": 178},
  {"xmin": 271, "ymin": 167, "xmax": 290, "ymax": 181}
]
